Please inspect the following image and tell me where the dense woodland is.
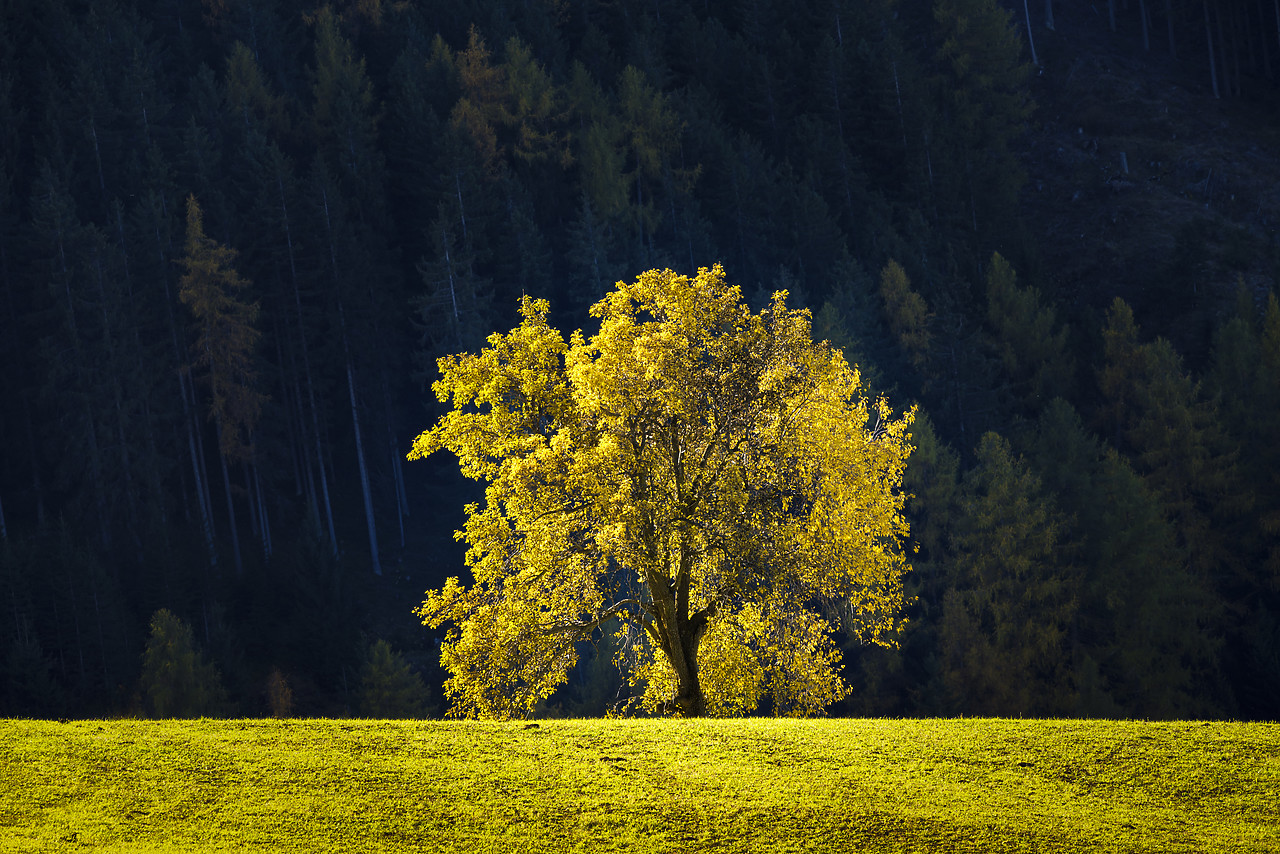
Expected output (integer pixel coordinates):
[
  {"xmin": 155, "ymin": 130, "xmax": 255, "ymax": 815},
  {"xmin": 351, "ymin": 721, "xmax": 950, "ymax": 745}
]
[{"xmin": 1, "ymin": 0, "xmax": 1277, "ymax": 720}]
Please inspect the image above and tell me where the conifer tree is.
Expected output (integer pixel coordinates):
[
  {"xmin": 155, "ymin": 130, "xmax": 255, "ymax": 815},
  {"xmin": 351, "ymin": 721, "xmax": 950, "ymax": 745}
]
[
  {"xmin": 179, "ymin": 194, "xmax": 265, "ymax": 575},
  {"xmin": 941, "ymin": 432, "xmax": 1077, "ymax": 715},
  {"xmin": 1099, "ymin": 299, "xmax": 1242, "ymax": 591},
  {"xmin": 1030, "ymin": 399, "xmax": 1224, "ymax": 717},
  {"xmin": 984, "ymin": 252, "xmax": 1072, "ymax": 408}
]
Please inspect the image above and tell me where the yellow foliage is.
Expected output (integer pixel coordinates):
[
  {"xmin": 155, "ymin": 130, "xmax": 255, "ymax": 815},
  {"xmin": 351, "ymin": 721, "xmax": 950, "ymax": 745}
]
[{"xmin": 411, "ymin": 266, "xmax": 913, "ymax": 718}]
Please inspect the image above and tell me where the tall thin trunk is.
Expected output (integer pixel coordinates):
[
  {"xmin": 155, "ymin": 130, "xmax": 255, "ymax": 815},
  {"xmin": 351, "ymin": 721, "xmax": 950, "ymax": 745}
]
[
  {"xmin": 1023, "ymin": 0, "xmax": 1041, "ymax": 65},
  {"xmin": 275, "ymin": 329, "xmax": 304, "ymax": 500},
  {"xmin": 286, "ymin": 333, "xmax": 321, "ymax": 527},
  {"xmin": 215, "ymin": 420, "xmax": 244, "ymax": 576},
  {"xmin": 828, "ymin": 49, "xmax": 855, "ymax": 216},
  {"xmin": 341, "ymin": 317, "xmax": 381, "ymax": 576},
  {"xmin": 91, "ymin": 248, "xmax": 139, "ymax": 545},
  {"xmin": 282, "ymin": 171, "xmax": 338, "ymax": 556},
  {"xmin": 51, "ymin": 217, "xmax": 110, "ymax": 547},
  {"xmin": 242, "ymin": 459, "xmax": 261, "ymax": 540},
  {"xmin": 1215, "ymin": 1, "xmax": 1232, "ymax": 95},
  {"xmin": 1138, "ymin": 0, "xmax": 1151, "ymax": 51},
  {"xmin": 383, "ymin": 373, "xmax": 408, "ymax": 551},
  {"xmin": 156, "ymin": 208, "xmax": 216, "ymax": 566},
  {"xmin": 1207, "ymin": 1, "xmax": 1221, "ymax": 98},
  {"xmin": 1109, "ymin": 0, "xmax": 1117, "ymax": 31},
  {"xmin": 181, "ymin": 370, "xmax": 217, "ymax": 568},
  {"xmin": 1045, "ymin": 0, "xmax": 1056, "ymax": 29},
  {"xmin": 252, "ymin": 454, "xmax": 271, "ymax": 560},
  {"xmin": 320, "ymin": 183, "xmax": 381, "ymax": 576},
  {"xmin": 441, "ymin": 228, "xmax": 463, "ymax": 348}
]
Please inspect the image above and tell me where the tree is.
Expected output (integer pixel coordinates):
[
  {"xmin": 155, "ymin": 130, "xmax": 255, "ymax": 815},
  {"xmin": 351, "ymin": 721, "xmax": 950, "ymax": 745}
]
[
  {"xmin": 983, "ymin": 252, "xmax": 1072, "ymax": 408},
  {"xmin": 358, "ymin": 639, "xmax": 431, "ymax": 718},
  {"xmin": 940, "ymin": 432, "xmax": 1078, "ymax": 716},
  {"xmin": 140, "ymin": 608, "xmax": 228, "ymax": 718},
  {"xmin": 179, "ymin": 194, "xmax": 265, "ymax": 575},
  {"xmin": 410, "ymin": 265, "xmax": 914, "ymax": 719}
]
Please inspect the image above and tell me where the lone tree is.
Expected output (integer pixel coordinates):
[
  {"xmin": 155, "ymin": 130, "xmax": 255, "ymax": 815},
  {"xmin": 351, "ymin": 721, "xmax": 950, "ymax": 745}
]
[{"xmin": 411, "ymin": 266, "xmax": 913, "ymax": 718}]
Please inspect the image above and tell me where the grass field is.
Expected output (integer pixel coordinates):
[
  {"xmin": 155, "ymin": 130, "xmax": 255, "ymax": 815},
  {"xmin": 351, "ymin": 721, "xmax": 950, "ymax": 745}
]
[{"xmin": 1, "ymin": 717, "xmax": 1276, "ymax": 853}]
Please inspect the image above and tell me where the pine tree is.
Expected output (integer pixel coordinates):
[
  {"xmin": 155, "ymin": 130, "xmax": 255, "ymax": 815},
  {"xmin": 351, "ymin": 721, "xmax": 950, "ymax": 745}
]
[
  {"xmin": 941, "ymin": 432, "xmax": 1078, "ymax": 716},
  {"xmin": 984, "ymin": 252, "xmax": 1073, "ymax": 408},
  {"xmin": 1030, "ymin": 399, "xmax": 1224, "ymax": 717},
  {"xmin": 179, "ymin": 194, "xmax": 265, "ymax": 575}
]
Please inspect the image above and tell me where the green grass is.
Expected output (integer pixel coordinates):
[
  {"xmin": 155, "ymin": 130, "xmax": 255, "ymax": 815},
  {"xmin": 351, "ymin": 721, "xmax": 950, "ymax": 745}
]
[{"xmin": 1, "ymin": 718, "xmax": 1276, "ymax": 852}]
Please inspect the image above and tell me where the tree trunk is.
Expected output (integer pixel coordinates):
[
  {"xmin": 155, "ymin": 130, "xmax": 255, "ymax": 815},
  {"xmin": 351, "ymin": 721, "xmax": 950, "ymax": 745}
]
[
  {"xmin": 1139, "ymin": 0, "xmax": 1151, "ymax": 51},
  {"xmin": 1045, "ymin": 0, "xmax": 1055, "ymax": 29},
  {"xmin": 1023, "ymin": 0, "xmax": 1041, "ymax": 65},
  {"xmin": 1109, "ymin": 0, "xmax": 1117, "ymax": 32},
  {"xmin": 216, "ymin": 420, "xmax": 244, "ymax": 576},
  {"xmin": 344, "ymin": 347, "xmax": 381, "ymax": 576},
  {"xmin": 383, "ymin": 372, "xmax": 408, "ymax": 550},
  {"xmin": 182, "ymin": 371, "xmax": 217, "ymax": 569},
  {"xmin": 157, "ymin": 209, "xmax": 217, "ymax": 567},
  {"xmin": 252, "ymin": 455, "xmax": 271, "ymax": 560},
  {"xmin": 645, "ymin": 538, "xmax": 711, "ymax": 716},
  {"xmin": 1215, "ymin": 0, "xmax": 1232, "ymax": 96},
  {"xmin": 281, "ymin": 171, "xmax": 338, "ymax": 557},
  {"xmin": 1207, "ymin": 1, "xmax": 1221, "ymax": 98}
]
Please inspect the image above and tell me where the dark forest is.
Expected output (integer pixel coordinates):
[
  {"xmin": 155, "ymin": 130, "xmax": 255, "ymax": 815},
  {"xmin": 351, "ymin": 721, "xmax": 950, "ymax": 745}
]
[{"xmin": 0, "ymin": 0, "xmax": 1277, "ymax": 720}]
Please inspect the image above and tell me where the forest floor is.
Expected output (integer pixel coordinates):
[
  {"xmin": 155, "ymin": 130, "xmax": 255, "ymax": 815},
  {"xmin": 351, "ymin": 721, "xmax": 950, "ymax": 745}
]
[{"xmin": 1, "ymin": 717, "xmax": 1275, "ymax": 852}]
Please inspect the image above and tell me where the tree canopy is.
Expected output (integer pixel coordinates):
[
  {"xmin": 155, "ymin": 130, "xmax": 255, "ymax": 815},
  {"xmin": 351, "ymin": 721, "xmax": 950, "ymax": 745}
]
[{"xmin": 410, "ymin": 265, "xmax": 914, "ymax": 718}]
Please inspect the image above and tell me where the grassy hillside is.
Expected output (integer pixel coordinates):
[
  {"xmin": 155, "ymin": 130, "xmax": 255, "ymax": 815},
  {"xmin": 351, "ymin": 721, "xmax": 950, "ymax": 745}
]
[{"xmin": 1, "ymin": 718, "xmax": 1276, "ymax": 852}]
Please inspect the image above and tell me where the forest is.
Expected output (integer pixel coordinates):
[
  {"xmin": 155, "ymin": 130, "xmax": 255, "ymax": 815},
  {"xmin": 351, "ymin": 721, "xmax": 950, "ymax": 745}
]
[{"xmin": 0, "ymin": 0, "xmax": 1277, "ymax": 721}]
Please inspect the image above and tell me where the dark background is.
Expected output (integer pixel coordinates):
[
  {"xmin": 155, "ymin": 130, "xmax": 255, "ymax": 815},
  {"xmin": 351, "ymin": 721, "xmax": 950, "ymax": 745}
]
[{"xmin": 0, "ymin": 0, "xmax": 1277, "ymax": 720}]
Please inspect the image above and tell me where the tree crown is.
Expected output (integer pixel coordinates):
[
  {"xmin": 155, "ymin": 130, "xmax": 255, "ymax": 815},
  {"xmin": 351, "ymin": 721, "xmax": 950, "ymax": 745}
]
[{"xmin": 411, "ymin": 266, "xmax": 913, "ymax": 718}]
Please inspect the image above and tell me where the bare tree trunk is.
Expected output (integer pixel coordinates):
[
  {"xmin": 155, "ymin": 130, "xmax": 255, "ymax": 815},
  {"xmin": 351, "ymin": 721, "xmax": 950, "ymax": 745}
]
[
  {"xmin": 251, "ymin": 454, "xmax": 271, "ymax": 560},
  {"xmin": 1023, "ymin": 0, "xmax": 1041, "ymax": 65},
  {"xmin": 383, "ymin": 373, "xmax": 408, "ymax": 551},
  {"xmin": 156, "ymin": 211, "xmax": 216, "ymax": 567},
  {"xmin": 281, "ymin": 171, "xmax": 338, "ymax": 557},
  {"xmin": 1215, "ymin": 0, "xmax": 1232, "ymax": 95},
  {"xmin": 342, "ymin": 324, "xmax": 381, "ymax": 576},
  {"xmin": 1207, "ymin": 1, "xmax": 1222, "ymax": 98},
  {"xmin": 319, "ymin": 180, "xmax": 380, "ymax": 576},
  {"xmin": 1045, "ymin": 0, "xmax": 1056, "ymax": 29},
  {"xmin": 181, "ymin": 370, "xmax": 217, "ymax": 569},
  {"xmin": 1139, "ymin": 0, "xmax": 1151, "ymax": 50},
  {"xmin": 242, "ymin": 459, "xmax": 261, "ymax": 541},
  {"xmin": 216, "ymin": 420, "xmax": 244, "ymax": 576}
]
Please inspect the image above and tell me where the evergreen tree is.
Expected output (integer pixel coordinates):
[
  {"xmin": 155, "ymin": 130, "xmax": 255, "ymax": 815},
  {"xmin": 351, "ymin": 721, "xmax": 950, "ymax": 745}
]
[
  {"xmin": 140, "ymin": 608, "xmax": 228, "ymax": 718},
  {"xmin": 940, "ymin": 432, "xmax": 1078, "ymax": 716},
  {"xmin": 984, "ymin": 252, "xmax": 1073, "ymax": 409},
  {"xmin": 179, "ymin": 194, "xmax": 265, "ymax": 575},
  {"xmin": 1030, "ymin": 399, "xmax": 1225, "ymax": 717},
  {"xmin": 358, "ymin": 639, "xmax": 431, "ymax": 718}
]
